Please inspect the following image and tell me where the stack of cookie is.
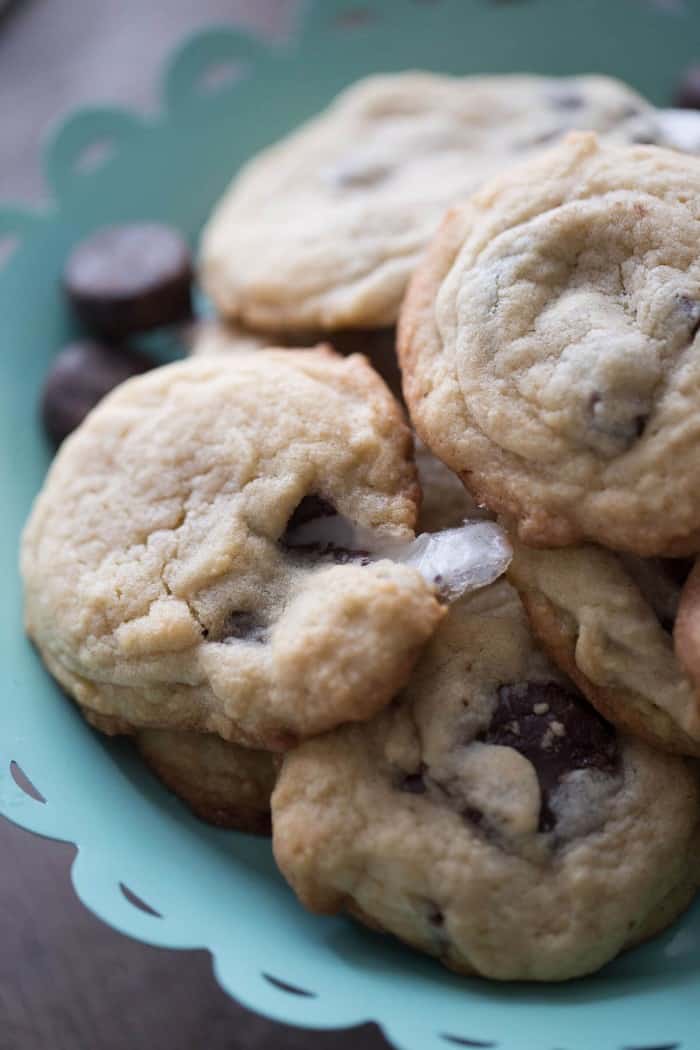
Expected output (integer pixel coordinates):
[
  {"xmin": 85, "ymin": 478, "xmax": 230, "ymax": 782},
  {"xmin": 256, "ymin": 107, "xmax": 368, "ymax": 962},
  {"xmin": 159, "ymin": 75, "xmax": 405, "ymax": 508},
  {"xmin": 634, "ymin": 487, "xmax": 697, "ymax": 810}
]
[{"xmin": 21, "ymin": 72, "xmax": 700, "ymax": 982}]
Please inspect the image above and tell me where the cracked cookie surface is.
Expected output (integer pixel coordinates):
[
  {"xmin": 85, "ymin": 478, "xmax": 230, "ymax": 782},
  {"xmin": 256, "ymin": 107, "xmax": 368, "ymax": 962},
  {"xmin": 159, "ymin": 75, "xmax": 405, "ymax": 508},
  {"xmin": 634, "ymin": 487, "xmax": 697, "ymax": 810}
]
[
  {"xmin": 507, "ymin": 539, "xmax": 700, "ymax": 755},
  {"xmin": 400, "ymin": 132, "xmax": 700, "ymax": 555},
  {"xmin": 201, "ymin": 73, "xmax": 657, "ymax": 332},
  {"xmin": 272, "ymin": 580, "xmax": 700, "ymax": 981},
  {"xmin": 21, "ymin": 349, "xmax": 444, "ymax": 749}
]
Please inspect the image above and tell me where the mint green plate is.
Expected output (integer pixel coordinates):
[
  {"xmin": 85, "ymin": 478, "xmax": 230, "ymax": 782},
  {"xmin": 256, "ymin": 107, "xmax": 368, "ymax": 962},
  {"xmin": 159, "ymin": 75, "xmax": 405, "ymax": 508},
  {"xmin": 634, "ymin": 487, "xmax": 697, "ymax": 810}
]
[{"xmin": 1, "ymin": 3, "xmax": 699, "ymax": 1048}]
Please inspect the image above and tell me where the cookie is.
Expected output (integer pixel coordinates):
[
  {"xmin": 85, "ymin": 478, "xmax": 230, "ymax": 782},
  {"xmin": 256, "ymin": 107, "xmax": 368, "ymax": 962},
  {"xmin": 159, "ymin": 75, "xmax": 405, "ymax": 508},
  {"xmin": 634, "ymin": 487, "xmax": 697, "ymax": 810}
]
[
  {"xmin": 201, "ymin": 74, "xmax": 657, "ymax": 332},
  {"xmin": 400, "ymin": 132, "xmax": 700, "ymax": 555},
  {"xmin": 136, "ymin": 443, "xmax": 489, "ymax": 832},
  {"xmin": 506, "ymin": 539, "xmax": 700, "ymax": 755},
  {"xmin": 22, "ymin": 349, "xmax": 445, "ymax": 750},
  {"xmin": 136, "ymin": 729, "xmax": 276, "ymax": 833},
  {"xmin": 272, "ymin": 581, "xmax": 700, "ymax": 981}
]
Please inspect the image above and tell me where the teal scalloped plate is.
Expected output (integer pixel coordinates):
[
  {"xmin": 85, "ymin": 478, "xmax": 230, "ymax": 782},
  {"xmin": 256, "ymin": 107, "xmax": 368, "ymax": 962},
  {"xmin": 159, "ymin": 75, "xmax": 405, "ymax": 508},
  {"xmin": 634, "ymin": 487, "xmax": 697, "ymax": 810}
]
[{"xmin": 2, "ymin": 3, "xmax": 700, "ymax": 1048}]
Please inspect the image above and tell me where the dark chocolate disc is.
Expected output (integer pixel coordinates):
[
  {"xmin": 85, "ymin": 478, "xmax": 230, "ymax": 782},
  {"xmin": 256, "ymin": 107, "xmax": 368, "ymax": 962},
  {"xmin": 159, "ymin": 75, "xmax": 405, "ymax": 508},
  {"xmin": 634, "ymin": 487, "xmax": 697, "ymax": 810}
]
[
  {"xmin": 64, "ymin": 223, "xmax": 193, "ymax": 339},
  {"xmin": 673, "ymin": 65, "xmax": 700, "ymax": 110},
  {"xmin": 41, "ymin": 340, "xmax": 154, "ymax": 445}
]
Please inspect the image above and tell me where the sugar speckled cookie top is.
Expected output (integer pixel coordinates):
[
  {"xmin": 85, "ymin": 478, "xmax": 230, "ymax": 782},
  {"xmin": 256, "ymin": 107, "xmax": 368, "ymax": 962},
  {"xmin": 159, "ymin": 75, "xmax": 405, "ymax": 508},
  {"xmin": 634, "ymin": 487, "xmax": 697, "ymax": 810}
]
[
  {"xmin": 272, "ymin": 581, "xmax": 700, "ymax": 981},
  {"xmin": 201, "ymin": 73, "xmax": 657, "ymax": 332},
  {"xmin": 401, "ymin": 132, "xmax": 700, "ymax": 555},
  {"xmin": 22, "ymin": 350, "xmax": 444, "ymax": 750}
]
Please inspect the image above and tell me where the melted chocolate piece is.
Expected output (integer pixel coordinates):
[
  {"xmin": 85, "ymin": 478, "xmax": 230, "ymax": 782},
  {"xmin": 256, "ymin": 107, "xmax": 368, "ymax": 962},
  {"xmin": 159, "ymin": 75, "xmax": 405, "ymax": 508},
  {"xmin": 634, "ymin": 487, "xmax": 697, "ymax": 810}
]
[
  {"xmin": 281, "ymin": 494, "xmax": 370, "ymax": 565},
  {"xmin": 462, "ymin": 804, "xmax": 484, "ymax": 828},
  {"xmin": 676, "ymin": 295, "xmax": 700, "ymax": 342},
  {"xmin": 285, "ymin": 494, "xmax": 337, "ymax": 531},
  {"xmin": 41, "ymin": 340, "xmax": 154, "ymax": 445},
  {"xmin": 399, "ymin": 771, "xmax": 427, "ymax": 795},
  {"xmin": 217, "ymin": 612, "xmax": 267, "ymax": 644},
  {"xmin": 479, "ymin": 682, "xmax": 618, "ymax": 832},
  {"xmin": 589, "ymin": 391, "xmax": 647, "ymax": 453},
  {"xmin": 64, "ymin": 223, "xmax": 193, "ymax": 339},
  {"xmin": 674, "ymin": 65, "xmax": 700, "ymax": 110}
]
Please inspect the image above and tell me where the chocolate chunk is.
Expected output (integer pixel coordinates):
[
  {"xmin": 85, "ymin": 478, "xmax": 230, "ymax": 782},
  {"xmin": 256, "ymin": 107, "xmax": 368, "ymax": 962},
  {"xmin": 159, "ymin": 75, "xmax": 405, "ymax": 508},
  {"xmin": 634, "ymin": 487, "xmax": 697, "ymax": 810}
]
[
  {"xmin": 219, "ymin": 611, "xmax": 267, "ymax": 644},
  {"xmin": 325, "ymin": 159, "xmax": 391, "ymax": 189},
  {"xmin": 548, "ymin": 89, "xmax": 584, "ymax": 111},
  {"xmin": 676, "ymin": 295, "xmax": 700, "ymax": 342},
  {"xmin": 41, "ymin": 340, "xmax": 154, "ymax": 445},
  {"xmin": 285, "ymin": 494, "xmax": 337, "ymax": 531},
  {"xmin": 479, "ymin": 682, "xmax": 618, "ymax": 832},
  {"xmin": 399, "ymin": 771, "xmax": 427, "ymax": 795},
  {"xmin": 64, "ymin": 223, "xmax": 193, "ymax": 339},
  {"xmin": 589, "ymin": 392, "xmax": 648, "ymax": 453},
  {"xmin": 281, "ymin": 494, "xmax": 370, "ymax": 565},
  {"xmin": 674, "ymin": 65, "xmax": 700, "ymax": 110},
  {"xmin": 462, "ymin": 804, "xmax": 484, "ymax": 828}
]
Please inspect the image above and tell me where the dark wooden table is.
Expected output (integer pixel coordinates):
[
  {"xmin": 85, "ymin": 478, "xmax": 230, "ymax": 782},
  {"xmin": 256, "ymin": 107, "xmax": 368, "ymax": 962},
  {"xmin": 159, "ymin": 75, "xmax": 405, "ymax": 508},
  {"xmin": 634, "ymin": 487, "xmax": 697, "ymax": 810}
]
[{"xmin": 0, "ymin": 3, "xmax": 388, "ymax": 1047}]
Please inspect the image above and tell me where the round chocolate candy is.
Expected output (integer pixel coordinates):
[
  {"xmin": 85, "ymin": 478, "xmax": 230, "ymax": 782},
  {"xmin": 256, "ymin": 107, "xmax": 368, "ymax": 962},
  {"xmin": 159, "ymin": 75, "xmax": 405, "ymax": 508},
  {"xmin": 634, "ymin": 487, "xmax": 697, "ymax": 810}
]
[
  {"xmin": 673, "ymin": 65, "xmax": 700, "ymax": 110},
  {"xmin": 41, "ymin": 341, "xmax": 154, "ymax": 445},
  {"xmin": 63, "ymin": 223, "xmax": 193, "ymax": 339}
]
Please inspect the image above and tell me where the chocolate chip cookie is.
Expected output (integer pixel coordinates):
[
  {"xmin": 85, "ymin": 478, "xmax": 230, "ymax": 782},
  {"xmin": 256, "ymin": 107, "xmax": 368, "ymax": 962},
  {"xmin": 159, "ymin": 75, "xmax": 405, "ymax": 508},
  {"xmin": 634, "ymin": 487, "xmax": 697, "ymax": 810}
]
[
  {"xmin": 22, "ymin": 349, "xmax": 445, "ymax": 750},
  {"xmin": 136, "ymin": 729, "xmax": 276, "ymax": 832},
  {"xmin": 201, "ymin": 74, "xmax": 657, "ymax": 332},
  {"xmin": 507, "ymin": 539, "xmax": 700, "ymax": 755},
  {"xmin": 400, "ymin": 132, "xmax": 700, "ymax": 555},
  {"xmin": 272, "ymin": 581, "xmax": 700, "ymax": 981}
]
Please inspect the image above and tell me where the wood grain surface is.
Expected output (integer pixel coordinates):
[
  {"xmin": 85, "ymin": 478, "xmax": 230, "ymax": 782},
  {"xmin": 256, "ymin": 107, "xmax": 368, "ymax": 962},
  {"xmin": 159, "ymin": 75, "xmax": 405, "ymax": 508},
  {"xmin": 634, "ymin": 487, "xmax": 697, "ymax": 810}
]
[{"xmin": 0, "ymin": 2, "xmax": 389, "ymax": 1047}]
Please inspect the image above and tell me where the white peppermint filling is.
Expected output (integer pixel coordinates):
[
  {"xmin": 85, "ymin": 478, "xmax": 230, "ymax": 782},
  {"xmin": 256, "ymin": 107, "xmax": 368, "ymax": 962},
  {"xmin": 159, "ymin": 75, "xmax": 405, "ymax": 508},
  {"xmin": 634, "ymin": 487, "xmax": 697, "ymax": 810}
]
[{"xmin": 285, "ymin": 515, "xmax": 512, "ymax": 602}]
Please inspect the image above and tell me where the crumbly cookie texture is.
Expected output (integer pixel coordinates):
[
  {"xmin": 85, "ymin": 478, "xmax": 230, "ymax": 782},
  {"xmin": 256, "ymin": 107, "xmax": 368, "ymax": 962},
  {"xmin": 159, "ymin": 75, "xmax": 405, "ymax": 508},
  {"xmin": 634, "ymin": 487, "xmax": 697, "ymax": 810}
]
[
  {"xmin": 272, "ymin": 581, "xmax": 700, "ymax": 981},
  {"xmin": 136, "ymin": 729, "xmax": 277, "ymax": 833},
  {"xmin": 201, "ymin": 73, "xmax": 657, "ymax": 332},
  {"xmin": 400, "ymin": 131, "xmax": 700, "ymax": 556},
  {"xmin": 22, "ymin": 349, "xmax": 444, "ymax": 750},
  {"xmin": 506, "ymin": 539, "xmax": 700, "ymax": 755}
]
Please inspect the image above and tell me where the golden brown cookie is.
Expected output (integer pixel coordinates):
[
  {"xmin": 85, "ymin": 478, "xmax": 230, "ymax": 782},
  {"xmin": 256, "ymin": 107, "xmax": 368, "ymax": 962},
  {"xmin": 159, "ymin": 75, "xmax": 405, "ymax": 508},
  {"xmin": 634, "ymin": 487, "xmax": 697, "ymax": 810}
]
[
  {"xmin": 400, "ymin": 132, "xmax": 700, "ymax": 556},
  {"xmin": 136, "ymin": 729, "xmax": 276, "ymax": 833},
  {"xmin": 201, "ymin": 74, "xmax": 657, "ymax": 332},
  {"xmin": 507, "ymin": 539, "xmax": 700, "ymax": 755},
  {"xmin": 273, "ymin": 581, "xmax": 700, "ymax": 981},
  {"xmin": 21, "ymin": 349, "xmax": 445, "ymax": 750}
]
